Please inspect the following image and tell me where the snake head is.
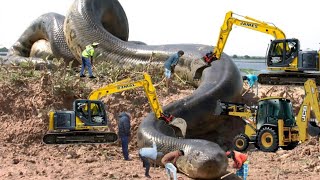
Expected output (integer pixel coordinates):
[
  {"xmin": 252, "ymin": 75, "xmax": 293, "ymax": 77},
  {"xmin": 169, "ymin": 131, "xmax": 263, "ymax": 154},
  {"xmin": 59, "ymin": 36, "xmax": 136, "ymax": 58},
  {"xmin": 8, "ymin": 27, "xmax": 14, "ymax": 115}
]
[{"xmin": 176, "ymin": 142, "xmax": 228, "ymax": 179}]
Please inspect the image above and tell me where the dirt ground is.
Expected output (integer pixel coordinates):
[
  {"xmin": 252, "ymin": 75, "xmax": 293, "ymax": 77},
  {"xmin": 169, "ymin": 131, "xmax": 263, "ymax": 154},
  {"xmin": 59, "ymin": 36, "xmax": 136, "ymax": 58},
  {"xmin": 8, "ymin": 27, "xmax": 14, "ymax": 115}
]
[{"xmin": 0, "ymin": 76, "xmax": 319, "ymax": 180}]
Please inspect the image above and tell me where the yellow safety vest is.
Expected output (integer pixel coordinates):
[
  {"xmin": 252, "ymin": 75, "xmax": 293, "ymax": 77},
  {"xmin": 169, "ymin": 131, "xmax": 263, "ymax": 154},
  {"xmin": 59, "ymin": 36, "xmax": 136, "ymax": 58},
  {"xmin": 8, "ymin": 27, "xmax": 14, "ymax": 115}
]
[{"xmin": 82, "ymin": 45, "xmax": 95, "ymax": 58}]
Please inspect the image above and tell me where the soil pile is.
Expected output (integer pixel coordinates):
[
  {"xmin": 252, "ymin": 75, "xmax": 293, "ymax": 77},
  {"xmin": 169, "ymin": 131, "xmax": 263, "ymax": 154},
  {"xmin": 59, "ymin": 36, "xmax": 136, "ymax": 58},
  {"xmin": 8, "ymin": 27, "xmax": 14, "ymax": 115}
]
[{"xmin": 0, "ymin": 70, "xmax": 319, "ymax": 179}]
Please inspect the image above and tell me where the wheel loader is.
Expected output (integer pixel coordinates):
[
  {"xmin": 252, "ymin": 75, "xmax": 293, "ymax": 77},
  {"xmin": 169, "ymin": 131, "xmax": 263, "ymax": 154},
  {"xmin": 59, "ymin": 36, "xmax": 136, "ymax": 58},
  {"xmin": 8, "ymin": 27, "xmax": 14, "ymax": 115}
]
[
  {"xmin": 220, "ymin": 79, "xmax": 320, "ymax": 152},
  {"xmin": 43, "ymin": 72, "xmax": 187, "ymax": 144}
]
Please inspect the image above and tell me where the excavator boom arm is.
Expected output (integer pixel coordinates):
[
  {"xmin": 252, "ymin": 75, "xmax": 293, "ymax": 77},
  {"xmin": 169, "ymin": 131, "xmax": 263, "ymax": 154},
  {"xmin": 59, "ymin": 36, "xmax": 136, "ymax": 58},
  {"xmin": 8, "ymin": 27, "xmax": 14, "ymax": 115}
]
[
  {"xmin": 213, "ymin": 11, "xmax": 286, "ymax": 60},
  {"xmin": 88, "ymin": 73, "xmax": 163, "ymax": 118},
  {"xmin": 296, "ymin": 79, "xmax": 320, "ymax": 141}
]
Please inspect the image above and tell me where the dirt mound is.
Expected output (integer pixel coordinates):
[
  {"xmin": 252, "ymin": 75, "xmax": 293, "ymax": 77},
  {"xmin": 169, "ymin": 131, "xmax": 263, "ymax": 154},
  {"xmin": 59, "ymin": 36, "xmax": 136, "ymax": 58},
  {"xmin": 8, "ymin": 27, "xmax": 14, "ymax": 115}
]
[
  {"xmin": 241, "ymin": 84, "xmax": 305, "ymax": 112},
  {"xmin": 0, "ymin": 69, "xmax": 194, "ymax": 179},
  {"xmin": 0, "ymin": 66, "xmax": 319, "ymax": 179},
  {"xmin": 0, "ymin": 80, "xmax": 51, "ymax": 145},
  {"xmin": 248, "ymin": 137, "xmax": 320, "ymax": 180}
]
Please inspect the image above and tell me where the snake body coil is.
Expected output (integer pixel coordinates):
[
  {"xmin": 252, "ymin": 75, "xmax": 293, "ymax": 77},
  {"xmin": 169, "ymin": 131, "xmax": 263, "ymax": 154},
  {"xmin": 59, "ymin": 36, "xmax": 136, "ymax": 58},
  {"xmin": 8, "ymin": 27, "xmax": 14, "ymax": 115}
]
[{"xmin": 7, "ymin": 0, "xmax": 243, "ymax": 179}]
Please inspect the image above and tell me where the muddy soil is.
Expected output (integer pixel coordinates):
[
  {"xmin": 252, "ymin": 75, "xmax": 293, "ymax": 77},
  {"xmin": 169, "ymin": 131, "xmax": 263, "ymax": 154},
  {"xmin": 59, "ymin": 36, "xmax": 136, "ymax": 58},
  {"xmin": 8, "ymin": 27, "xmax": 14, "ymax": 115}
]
[{"xmin": 0, "ymin": 77, "xmax": 319, "ymax": 180}]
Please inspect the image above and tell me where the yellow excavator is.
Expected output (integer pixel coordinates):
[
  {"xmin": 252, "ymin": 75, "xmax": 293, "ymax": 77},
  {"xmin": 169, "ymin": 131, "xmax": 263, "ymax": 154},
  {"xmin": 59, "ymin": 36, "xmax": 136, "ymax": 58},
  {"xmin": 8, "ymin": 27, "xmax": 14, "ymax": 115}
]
[
  {"xmin": 43, "ymin": 72, "xmax": 187, "ymax": 144},
  {"xmin": 208, "ymin": 11, "xmax": 320, "ymax": 85},
  {"xmin": 220, "ymin": 79, "xmax": 320, "ymax": 152}
]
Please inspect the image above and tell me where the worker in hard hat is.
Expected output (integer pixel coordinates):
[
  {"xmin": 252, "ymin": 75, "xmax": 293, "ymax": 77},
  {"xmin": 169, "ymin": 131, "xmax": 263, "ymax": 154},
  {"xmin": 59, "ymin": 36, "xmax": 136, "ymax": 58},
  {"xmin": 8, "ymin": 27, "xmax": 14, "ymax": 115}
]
[{"xmin": 80, "ymin": 42, "xmax": 99, "ymax": 78}]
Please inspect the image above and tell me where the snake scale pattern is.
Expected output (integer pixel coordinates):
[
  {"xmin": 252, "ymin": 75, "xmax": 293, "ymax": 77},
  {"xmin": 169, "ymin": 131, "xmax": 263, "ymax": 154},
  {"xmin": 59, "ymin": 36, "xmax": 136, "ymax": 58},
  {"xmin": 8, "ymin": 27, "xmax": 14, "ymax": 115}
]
[{"xmin": 7, "ymin": 0, "xmax": 243, "ymax": 179}]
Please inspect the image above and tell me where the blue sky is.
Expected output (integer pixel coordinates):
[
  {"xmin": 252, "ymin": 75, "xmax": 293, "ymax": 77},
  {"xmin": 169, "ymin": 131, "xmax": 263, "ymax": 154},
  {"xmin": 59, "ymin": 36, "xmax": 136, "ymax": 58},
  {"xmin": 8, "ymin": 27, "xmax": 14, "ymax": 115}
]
[{"xmin": 1, "ymin": 0, "xmax": 320, "ymax": 56}]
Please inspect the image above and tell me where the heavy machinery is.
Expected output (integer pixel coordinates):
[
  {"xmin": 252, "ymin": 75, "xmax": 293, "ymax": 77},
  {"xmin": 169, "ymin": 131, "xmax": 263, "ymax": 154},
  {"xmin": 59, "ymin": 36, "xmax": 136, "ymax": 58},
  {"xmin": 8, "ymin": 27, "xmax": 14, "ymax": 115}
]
[
  {"xmin": 210, "ymin": 11, "xmax": 320, "ymax": 85},
  {"xmin": 43, "ymin": 72, "xmax": 187, "ymax": 144},
  {"xmin": 220, "ymin": 79, "xmax": 320, "ymax": 152}
]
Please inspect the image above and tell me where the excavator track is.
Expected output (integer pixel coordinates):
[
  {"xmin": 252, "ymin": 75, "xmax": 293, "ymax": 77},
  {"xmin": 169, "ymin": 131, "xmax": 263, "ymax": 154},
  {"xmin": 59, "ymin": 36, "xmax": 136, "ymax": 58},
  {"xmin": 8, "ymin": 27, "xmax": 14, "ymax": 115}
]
[
  {"xmin": 43, "ymin": 131, "xmax": 118, "ymax": 144},
  {"xmin": 258, "ymin": 72, "xmax": 320, "ymax": 86}
]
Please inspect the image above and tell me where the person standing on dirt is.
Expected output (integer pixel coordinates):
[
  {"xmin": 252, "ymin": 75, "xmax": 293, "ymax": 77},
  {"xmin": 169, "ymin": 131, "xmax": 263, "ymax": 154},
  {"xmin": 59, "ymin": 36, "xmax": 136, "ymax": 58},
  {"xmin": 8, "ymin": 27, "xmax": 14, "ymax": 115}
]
[
  {"xmin": 243, "ymin": 74, "xmax": 258, "ymax": 95},
  {"xmin": 164, "ymin": 50, "xmax": 184, "ymax": 93},
  {"xmin": 138, "ymin": 141, "xmax": 163, "ymax": 178},
  {"xmin": 243, "ymin": 74, "xmax": 258, "ymax": 88},
  {"xmin": 80, "ymin": 42, "xmax": 99, "ymax": 78},
  {"xmin": 161, "ymin": 149, "xmax": 184, "ymax": 180},
  {"xmin": 117, "ymin": 112, "xmax": 131, "ymax": 161},
  {"xmin": 226, "ymin": 150, "xmax": 249, "ymax": 180}
]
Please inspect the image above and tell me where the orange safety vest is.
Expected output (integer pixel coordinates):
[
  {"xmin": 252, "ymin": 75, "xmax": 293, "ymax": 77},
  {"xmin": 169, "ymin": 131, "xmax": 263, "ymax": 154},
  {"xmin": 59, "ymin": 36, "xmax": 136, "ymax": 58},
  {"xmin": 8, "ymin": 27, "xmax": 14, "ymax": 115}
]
[{"xmin": 233, "ymin": 151, "xmax": 248, "ymax": 169}]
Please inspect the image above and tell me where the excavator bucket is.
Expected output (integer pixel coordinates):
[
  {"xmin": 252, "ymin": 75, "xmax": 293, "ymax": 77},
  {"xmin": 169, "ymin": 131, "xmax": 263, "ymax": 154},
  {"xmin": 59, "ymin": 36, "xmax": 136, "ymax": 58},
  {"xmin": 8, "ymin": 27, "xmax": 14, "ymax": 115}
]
[
  {"xmin": 308, "ymin": 121, "xmax": 320, "ymax": 137},
  {"xmin": 189, "ymin": 58, "xmax": 209, "ymax": 80},
  {"xmin": 169, "ymin": 117, "xmax": 187, "ymax": 138}
]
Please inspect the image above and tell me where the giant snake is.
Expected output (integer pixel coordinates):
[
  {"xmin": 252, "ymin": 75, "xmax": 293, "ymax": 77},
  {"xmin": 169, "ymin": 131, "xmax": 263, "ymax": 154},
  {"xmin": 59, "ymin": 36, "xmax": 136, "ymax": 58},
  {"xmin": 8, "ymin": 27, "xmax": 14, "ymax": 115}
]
[{"xmin": 6, "ymin": 0, "xmax": 243, "ymax": 179}]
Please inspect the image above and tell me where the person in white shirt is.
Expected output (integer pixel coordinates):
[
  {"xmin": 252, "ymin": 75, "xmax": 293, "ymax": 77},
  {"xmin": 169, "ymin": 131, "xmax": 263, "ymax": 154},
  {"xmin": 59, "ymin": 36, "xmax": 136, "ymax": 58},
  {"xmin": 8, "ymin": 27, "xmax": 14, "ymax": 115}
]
[{"xmin": 138, "ymin": 141, "xmax": 163, "ymax": 178}]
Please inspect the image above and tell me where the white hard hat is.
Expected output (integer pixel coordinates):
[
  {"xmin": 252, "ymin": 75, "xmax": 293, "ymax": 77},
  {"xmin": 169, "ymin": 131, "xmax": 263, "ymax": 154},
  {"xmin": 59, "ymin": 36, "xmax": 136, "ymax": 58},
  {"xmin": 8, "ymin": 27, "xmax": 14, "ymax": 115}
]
[{"xmin": 92, "ymin": 42, "xmax": 100, "ymax": 46}]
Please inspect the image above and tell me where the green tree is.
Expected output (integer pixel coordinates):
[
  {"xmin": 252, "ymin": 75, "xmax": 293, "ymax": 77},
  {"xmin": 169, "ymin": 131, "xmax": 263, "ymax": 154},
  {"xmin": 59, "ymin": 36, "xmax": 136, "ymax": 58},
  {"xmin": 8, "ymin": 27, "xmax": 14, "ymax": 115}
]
[
  {"xmin": 244, "ymin": 55, "xmax": 250, "ymax": 59},
  {"xmin": 0, "ymin": 47, "xmax": 8, "ymax": 52}
]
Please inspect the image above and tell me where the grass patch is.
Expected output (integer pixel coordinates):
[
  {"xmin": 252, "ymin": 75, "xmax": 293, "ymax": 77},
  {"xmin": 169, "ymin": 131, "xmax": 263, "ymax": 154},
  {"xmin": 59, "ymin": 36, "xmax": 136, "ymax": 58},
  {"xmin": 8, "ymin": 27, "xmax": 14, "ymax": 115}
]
[{"xmin": 0, "ymin": 57, "xmax": 191, "ymax": 103}]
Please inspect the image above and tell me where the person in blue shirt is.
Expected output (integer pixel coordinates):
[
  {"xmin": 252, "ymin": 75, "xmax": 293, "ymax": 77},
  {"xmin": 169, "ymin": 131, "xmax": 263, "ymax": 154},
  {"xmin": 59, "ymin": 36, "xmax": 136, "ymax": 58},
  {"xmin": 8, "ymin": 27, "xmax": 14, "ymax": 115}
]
[
  {"xmin": 117, "ymin": 112, "xmax": 131, "ymax": 161},
  {"xmin": 243, "ymin": 74, "xmax": 258, "ymax": 88},
  {"xmin": 139, "ymin": 141, "xmax": 163, "ymax": 178},
  {"xmin": 164, "ymin": 50, "xmax": 184, "ymax": 92},
  {"xmin": 243, "ymin": 74, "xmax": 259, "ymax": 95}
]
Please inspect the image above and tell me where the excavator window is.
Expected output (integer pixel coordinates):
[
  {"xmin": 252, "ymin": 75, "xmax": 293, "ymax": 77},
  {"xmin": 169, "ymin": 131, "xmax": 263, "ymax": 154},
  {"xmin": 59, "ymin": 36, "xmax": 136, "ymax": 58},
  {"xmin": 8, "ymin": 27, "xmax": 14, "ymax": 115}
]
[
  {"xmin": 267, "ymin": 39, "xmax": 300, "ymax": 67},
  {"xmin": 90, "ymin": 102, "xmax": 105, "ymax": 123},
  {"xmin": 285, "ymin": 41, "xmax": 298, "ymax": 59},
  {"xmin": 256, "ymin": 103, "xmax": 268, "ymax": 129},
  {"xmin": 269, "ymin": 42, "xmax": 285, "ymax": 65},
  {"xmin": 256, "ymin": 99, "xmax": 280, "ymax": 129},
  {"xmin": 279, "ymin": 99, "xmax": 295, "ymax": 126},
  {"xmin": 77, "ymin": 103, "xmax": 89, "ymax": 119},
  {"xmin": 266, "ymin": 100, "xmax": 279, "ymax": 125},
  {"xmin": 256, "ymin": 99, "xmax": 296, "ymax": 129},
  {"xmin": 75, "ymin": 100, "xmax": 107, "ymax": 124}
]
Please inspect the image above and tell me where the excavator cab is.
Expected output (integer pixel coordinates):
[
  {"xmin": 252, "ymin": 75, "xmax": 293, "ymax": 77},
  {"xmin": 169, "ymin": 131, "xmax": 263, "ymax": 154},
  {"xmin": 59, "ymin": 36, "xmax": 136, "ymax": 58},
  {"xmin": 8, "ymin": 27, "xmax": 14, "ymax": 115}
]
[
  {"xmin": 74, "ymin": 100, "xmax": 107, "ymax": 125},
  {"xmin": 267, "ymin": 38, "xmax": 319, "ymax": 71},
  {"xmin": 256, "ymin": 98, "xmax": 296, "ymax": 130},
  {"xmin": 267, "ymin": 39, "xmax": 299, "ymax": 68},
  {"xmin": 259, "ymin": 38, "xmax": 320, "ymax": 85}
]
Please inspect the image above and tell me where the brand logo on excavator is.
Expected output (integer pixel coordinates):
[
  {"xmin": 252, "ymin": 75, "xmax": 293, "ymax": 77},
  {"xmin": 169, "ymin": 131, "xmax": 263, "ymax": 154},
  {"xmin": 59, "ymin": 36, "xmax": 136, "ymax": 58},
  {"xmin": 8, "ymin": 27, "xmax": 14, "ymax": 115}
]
[
  {"xmin": 117, "ymin": 84, "xmax": 135, "ymax": 89},
  {"xmin": 301, "ymin": 105, "xmax": 307, "ymax": 122},
  {"xmin": 240, "ymin": 22, "xmax": 258, "ymax": 28}
]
